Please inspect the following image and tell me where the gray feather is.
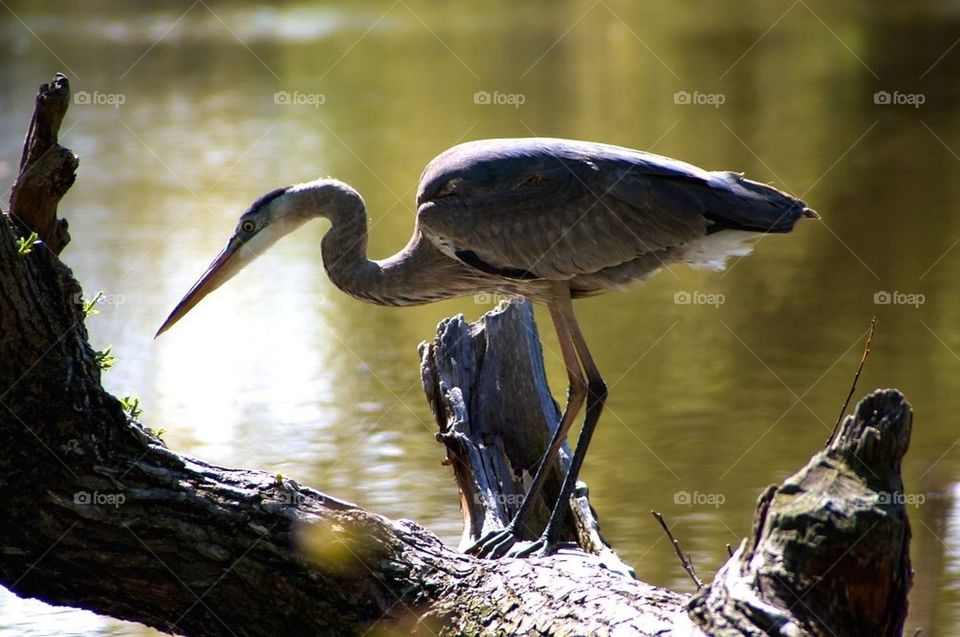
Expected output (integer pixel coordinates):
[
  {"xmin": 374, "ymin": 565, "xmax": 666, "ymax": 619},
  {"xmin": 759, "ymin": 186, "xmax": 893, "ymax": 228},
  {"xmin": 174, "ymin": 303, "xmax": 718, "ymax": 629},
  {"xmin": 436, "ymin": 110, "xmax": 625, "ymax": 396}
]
[{"xmin": 416, "ymin": 138, "xmax": 810, "ymax": 282}]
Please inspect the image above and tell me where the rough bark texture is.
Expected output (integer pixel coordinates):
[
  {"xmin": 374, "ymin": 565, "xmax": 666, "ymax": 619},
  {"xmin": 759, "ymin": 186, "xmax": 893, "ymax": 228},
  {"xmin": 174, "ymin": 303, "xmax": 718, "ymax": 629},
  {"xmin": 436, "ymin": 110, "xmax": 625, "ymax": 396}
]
[
  {"xmin": 8, "ymin": 73, "xmax": 75, "ymax": 254},
  {"xmin": 689, "ymin": 389, "xmax": 913, "ymax": 636},
  {"xmin": 0, "ymin": 75, "xmax": 914, "ymax": 636},
  {"xmin": 419, "ymin": 302, "xmax": 634, "ymax": 577},
  {"xmin": 419, "ymin": 304, "xmax": 566, "ymax": 548}
]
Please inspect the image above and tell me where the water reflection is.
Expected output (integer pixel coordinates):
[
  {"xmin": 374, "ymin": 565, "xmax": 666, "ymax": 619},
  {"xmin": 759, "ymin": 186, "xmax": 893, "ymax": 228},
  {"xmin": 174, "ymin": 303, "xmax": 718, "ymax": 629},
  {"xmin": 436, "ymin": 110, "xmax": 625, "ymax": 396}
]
[{"xmin": 1, "ymin": 1, "xmax": 959, "ymax": 634}]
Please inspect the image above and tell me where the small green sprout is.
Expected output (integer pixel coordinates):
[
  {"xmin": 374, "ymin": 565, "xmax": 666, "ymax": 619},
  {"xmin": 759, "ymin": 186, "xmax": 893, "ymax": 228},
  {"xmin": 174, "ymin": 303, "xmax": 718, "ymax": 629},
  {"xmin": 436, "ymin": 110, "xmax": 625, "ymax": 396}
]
[
  {"xmin": 94, "ymin": 346, "xmax": 116, "ymax": 370},
  {"xmin": 274, "ymin": 473, "xmax": 285, "ymax": 487},
  {"xmin": 119, "ymin": 395, "xmax": 142, "ymax": 419},
  {"xmin": 82, "ymin": 291, "xmax": 104, "ymax": 318},
  {"xmin": 16, "ymin": 231, "xmax": 39, "ymax": 255}
]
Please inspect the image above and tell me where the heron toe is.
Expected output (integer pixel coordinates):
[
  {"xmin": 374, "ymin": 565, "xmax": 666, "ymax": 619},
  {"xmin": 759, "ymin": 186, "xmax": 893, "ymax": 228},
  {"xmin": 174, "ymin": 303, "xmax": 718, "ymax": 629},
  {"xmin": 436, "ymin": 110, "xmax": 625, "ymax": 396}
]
[{"xmin": 466, "ymin": 527, "xmax": 524, "ymax": 559}]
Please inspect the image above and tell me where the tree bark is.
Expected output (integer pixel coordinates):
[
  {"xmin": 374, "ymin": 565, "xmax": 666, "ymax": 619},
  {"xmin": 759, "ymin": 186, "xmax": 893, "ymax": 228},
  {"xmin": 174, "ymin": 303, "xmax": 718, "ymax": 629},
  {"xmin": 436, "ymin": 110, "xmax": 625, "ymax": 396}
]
[
  {"xmin": 689, "ymin": 389, "xmax": 913, "ymax": 636},
  {"xmin": 8, "ymin": 73, "xmax": 75, "ymax": 254},
  {"xmin": 0, "ymin": 75, "xmax": 914, "ymax": 636},
  {"xmin": 419, "ymin": 302, "xmax": 635, "ymax": 577}
]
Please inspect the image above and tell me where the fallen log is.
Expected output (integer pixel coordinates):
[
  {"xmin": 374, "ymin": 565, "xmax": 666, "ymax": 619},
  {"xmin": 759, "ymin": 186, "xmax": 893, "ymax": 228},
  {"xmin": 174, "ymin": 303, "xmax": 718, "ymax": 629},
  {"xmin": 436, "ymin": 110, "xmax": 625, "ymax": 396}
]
[{"xmin": 0, "ymin": 74, "xmax": 913, "ymax": 636}]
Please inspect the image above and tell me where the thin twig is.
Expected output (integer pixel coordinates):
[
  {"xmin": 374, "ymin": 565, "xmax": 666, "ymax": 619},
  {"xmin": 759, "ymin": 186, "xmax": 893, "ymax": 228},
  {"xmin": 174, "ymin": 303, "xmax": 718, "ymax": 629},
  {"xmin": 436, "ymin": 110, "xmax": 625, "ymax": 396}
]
[
  {"xmin": 828, "ymin": 317, "xmax": 877, "ymax": 446},
  {"xmin": 725, "ymin": 543, "xmax": 733, "ymax": 558},
  {"xmin": 651, "ymin": 510, "xmax": 703, "ymax": 589}
]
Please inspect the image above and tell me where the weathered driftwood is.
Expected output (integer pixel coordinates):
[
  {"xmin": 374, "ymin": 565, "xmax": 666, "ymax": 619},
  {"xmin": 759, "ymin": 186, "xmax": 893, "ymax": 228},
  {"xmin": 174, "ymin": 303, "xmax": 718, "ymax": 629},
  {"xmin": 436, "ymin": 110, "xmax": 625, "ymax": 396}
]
[
  {"xmin": 419, "ymin": 302, "xmax": 634, "ymax": 577},
  {"xmin": 0, "ymin": 75, "xmax": 914, "ymax": 636}
]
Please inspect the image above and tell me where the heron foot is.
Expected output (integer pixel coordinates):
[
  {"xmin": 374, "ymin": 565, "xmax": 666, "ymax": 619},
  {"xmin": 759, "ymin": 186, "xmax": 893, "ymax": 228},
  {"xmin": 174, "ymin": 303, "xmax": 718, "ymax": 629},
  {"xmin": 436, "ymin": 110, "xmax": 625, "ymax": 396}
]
[
  {"xmin": 466, "ymin": 528, "xmax": 568, "ymax": 559},
  {"xmin": 465, "ymin": 526, "xmax": 524, "ymax": 559},
  {"xmin": 512, "ymin": 536, "xmax": 551, "ymax": 558}
]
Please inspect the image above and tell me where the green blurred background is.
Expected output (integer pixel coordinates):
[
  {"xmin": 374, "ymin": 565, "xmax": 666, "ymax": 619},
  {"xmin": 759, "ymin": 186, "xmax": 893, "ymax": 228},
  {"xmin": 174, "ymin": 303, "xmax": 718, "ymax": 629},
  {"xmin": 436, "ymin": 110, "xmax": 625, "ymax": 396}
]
[{"xmin": 1, "ymin": 1, "xmax": 959, "ymax": 634}]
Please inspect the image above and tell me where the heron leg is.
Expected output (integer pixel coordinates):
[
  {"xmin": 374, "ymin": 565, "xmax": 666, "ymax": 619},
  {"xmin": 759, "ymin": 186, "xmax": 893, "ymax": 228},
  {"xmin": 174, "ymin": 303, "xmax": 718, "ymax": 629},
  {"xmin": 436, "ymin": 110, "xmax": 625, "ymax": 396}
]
[
  {"xmin": 517, "ymin": 296, "xmax": 607, "ymax": 557},
  {"xmin": 465, "ymin": 289, "xmax": 587, "ymax": 559}
]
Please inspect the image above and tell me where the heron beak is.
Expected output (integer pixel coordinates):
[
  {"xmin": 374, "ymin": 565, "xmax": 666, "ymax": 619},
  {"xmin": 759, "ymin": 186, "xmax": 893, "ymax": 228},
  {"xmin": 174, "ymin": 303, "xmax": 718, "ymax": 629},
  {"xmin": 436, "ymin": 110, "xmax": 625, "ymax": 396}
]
[{"xmin": 155, "ymin": 236, "xmax": 249, "ymax": 338}]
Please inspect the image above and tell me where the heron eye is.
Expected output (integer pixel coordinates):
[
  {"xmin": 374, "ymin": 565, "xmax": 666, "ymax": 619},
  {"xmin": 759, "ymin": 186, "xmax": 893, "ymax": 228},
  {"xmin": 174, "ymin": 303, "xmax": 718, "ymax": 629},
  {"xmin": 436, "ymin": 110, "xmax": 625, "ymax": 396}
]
[{"xmin": 241, "ymin": 220, "xmax": 256, "ymax": 233}]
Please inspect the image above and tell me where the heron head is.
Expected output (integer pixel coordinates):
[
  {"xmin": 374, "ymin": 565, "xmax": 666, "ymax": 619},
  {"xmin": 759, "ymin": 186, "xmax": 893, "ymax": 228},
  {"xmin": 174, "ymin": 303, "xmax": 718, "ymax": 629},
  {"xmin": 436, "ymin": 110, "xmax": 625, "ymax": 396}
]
[{"xmin": 155, "ymin": 179, "xmax": 359, "ymax": 337}]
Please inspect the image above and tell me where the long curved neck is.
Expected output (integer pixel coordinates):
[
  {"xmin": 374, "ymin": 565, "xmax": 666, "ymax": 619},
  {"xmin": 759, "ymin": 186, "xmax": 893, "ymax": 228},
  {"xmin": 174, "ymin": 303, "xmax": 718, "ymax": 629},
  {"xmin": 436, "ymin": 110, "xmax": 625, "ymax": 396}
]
[
  {"xmin": 311, "ymin": 183, "xmax": 466, "ymax": 306},
  {"xmin": 319, "ymin": 193, "xmax": 382, "ymax": 301}
]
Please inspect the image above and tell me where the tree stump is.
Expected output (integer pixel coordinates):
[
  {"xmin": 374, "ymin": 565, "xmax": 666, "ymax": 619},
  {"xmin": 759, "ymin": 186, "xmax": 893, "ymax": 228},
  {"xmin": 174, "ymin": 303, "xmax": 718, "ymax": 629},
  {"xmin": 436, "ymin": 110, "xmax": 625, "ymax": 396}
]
[{"xmin": 8, "ymin": 72, "xmax": 75, "ymax": 254}]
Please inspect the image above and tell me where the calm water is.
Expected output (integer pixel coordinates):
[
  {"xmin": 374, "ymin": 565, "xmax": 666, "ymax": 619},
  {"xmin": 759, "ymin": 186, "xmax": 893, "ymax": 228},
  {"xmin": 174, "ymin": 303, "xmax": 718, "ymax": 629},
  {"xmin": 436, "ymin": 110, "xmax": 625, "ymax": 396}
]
[{"xmin": 2, "ymin": 1, "xmax": 960, "ymax": 634}]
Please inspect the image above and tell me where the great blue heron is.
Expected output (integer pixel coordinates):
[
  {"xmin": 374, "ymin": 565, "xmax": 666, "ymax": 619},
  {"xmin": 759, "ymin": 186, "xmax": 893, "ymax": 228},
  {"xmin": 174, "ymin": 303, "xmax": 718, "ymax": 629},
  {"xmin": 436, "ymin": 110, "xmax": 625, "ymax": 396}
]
[{"xmin": 156, "ymin": 137, "xmax": 816, "ymax": 558}]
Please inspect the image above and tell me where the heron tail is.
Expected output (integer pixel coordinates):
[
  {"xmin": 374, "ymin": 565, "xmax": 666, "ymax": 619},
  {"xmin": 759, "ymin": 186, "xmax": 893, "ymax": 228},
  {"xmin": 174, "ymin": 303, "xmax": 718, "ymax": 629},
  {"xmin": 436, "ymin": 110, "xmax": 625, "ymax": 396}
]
[{"xmin": 702, "ymin": 171, "xmax": 817, "ymax": 234}]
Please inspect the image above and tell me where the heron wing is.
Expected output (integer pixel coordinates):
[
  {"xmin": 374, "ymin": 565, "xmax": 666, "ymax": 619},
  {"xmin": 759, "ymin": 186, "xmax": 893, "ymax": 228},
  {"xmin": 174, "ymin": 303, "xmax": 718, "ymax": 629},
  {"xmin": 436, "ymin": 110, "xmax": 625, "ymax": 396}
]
[{"xmin": 416, "ymin": 138, "xmax": 804, "ymax": 280}]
